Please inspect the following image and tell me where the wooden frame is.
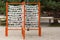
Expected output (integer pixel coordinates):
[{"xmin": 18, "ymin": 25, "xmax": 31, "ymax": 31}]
[
  {"xmin": 5, "ymin": 2, "xmax": 25, "ymax": 39},
  {"xmin": 25, "ymin": 2, "xmax": 41, "ymax": 36},
  {"xmin": 5, "ymin": 2, "xmax": 8, "ymax": 36},
  {"xmin": 5, "ymin": 1, "xmax": 41, "ymax": 39},
  {"xmin": 38, "ymin": 2, "xmax": 41, "ymax": 36}
]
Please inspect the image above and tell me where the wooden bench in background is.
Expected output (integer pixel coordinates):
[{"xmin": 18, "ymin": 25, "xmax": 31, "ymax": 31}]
[
  {"xmin": 40, "ymin": 17, "xmax": 53, "ymax": 24},
  {"xmin": 41, "ymin": 17, "xmax": 60, "ymax": 24},
  {"xmin": 0, "ymin": 16, "xmax": 6, "ymax": 25}
]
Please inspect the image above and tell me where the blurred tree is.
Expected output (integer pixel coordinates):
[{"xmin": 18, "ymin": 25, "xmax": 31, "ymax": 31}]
[
  {"xmin": 0, "ymin": 0, "xmax": 5, "ymax": 15},
  {"xmin": 41, "ymin": 0, "xmax": 60, "ymax": 23},
  {"xmin": 0, "ymin": 0, "xmax": 38, "ymax": 15}
]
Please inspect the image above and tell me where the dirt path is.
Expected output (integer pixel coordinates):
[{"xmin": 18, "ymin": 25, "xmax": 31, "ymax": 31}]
[{"xmin": 0, "ymin": 26, "xmax": 60, "ymax": 40}]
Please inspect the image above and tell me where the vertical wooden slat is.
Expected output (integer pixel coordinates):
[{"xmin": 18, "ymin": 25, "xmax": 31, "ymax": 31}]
[
  {"xmin": 38, "ymin": 2, "xmax": 41, "ymax": 36},
  {"xmin": 24, "ymin": 2, "xmax": 26, "ymax": 39},
  {"xmin": 22, "ymin": 2, "xmax": 25, "ymax": 39},
  {"xmin": 5, "ymin": 2, "xmax": 8, "ymax": 36}
]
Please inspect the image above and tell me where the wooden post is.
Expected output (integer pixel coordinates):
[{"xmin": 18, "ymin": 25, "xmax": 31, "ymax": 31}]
[
  {"xmin": 38, "ymin": 2, "xmax": 41, "ymax": 36},
  {"xmin": 5, "ymin": 2, "xmax": 8, "ymax": 36},
  {"xmin": 5, "ymin": 0, "xmax": 41, "ymax": 39},
  {"xmin": 22, "ymin": 2, "xmax": 25, "ymax": 39}
]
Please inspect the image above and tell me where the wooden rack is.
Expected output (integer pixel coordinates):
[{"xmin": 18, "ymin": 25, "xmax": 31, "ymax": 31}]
[{"xmin": 5, "ymin": 1, "xmax": 41, "ymax": 39}]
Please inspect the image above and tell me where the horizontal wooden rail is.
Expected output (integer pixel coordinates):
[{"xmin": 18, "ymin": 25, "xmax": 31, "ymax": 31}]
[
  {"xmin": 8, "ymin": 28, "xmax": 38, "ymax": 30},
  {"xmin": 8, "ymin": 2, "xmax": 23, "ymax": 4}
]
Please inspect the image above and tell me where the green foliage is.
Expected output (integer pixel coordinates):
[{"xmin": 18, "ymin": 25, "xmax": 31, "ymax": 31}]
[
  {"xmin": 7, "ymin": 0, "xmax": 22, "ymax": 2},
  {"xmin": 0, "ymin": 0, "xmax": 39, "ymax": 15},
  {"xmin": 0, "ymin": 0, "xmax": 60, "ymax": 15},
  {"xmin": 25, "ymin": 0, "xmax": 38, "ymax": 2},
  {"xmin": 41, "ymin": 0, "xmax": 60, "ymax": 11},
  {"xmin": 7, "ymin": 0, "xmax": 38, "ymax": 2},
  {"xmin": 0, "ymin": 0, "xmax": 6, "ymax": 15}
]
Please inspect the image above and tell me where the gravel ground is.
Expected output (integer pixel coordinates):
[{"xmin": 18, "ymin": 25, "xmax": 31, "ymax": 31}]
[{"xmin": 0, "ymin": 25, "xmax": 60, "ymax": 40}]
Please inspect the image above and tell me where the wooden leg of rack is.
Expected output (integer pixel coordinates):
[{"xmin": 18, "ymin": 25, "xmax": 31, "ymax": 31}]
[
  {"xmin": 38, "ymin": 27, "xmax": 41, "ymax": 36},
  {"xmin": 22, "ymin": 28, "xmax": 25, "ymax": 39},
  {"xmin": 5, "ymin": 28, "xmax": 8, "ymax": 36}
]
